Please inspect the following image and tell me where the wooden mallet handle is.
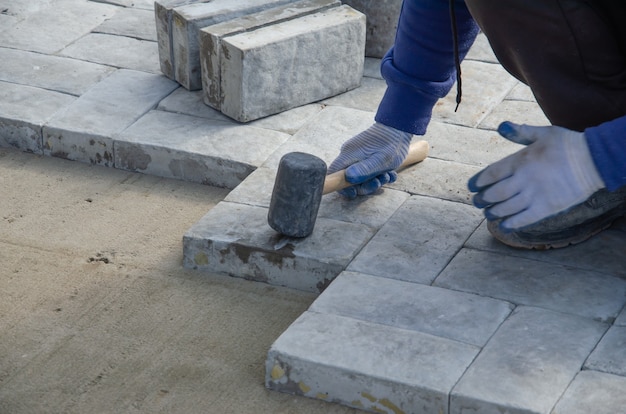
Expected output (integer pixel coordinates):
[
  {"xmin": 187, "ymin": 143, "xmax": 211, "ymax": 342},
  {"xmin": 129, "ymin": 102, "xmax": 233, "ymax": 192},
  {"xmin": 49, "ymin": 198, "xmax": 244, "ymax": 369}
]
[{"xmin": 322, "ymin": 140, "xmax": 429, "ymax": 194}]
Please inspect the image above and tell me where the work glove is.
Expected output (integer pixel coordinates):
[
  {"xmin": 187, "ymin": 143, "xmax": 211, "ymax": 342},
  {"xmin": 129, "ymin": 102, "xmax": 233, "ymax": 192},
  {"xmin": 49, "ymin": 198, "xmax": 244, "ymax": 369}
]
[
  {"xmin": 468, "ymin": 121, "xmax": 605, "ymax": 231},
  {"xmin": 328, "ymin": 122, "xmax": 413, "ymax": 199}
]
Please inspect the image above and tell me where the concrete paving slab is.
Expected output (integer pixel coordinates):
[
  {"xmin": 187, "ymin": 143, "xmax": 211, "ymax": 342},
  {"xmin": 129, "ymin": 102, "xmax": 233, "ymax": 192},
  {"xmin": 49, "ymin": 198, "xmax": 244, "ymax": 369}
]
[
  {"xmin": 115, "ymin": 109, "xmax": 290, "ymax": 188},
  {"xmin": 200, "ymin": 0, "xmax": 340, "ymax": 110},
  {"xmin": 321, "ymin": 77, "xmax": 386, "ymax": 113},
  {"xmin": 507, "ymin": 82, "xmax": 536, "ymax": 101},
  {"xmin": 310, "ymin": 271, "xmax": 513, "ymax": 346},
  {"xmin": 421, "ymin": 120, "xmax": 523, "ymax": 167},
  {"xmin": 466, "ymin": 221, "xmax": 626, "ymax": 278},
  {"xmin": 90, "ymin": 0, "xmax": 154, "ymax": 8},
  {"xmin": 616, "ymin": 307, "xmax": 626, "ymax": 326},
  {"xmin": 450, "ymin": 306, "xmax": 607, "ymax": 414},
  {"xmin": 434, "ymin": 248, "xmax": 626, "ymax": 323},
  {"xmin": 479, "ymin": 99, "xmax": 550, "ymax": 130},
  {"xmin": 171, "ymin": 0, "xmax": 299, "ymax": 90},
  {"xmin": 0, "ymin": 0, "xmax": 117, "ymax": 54},
  {"xmin": 219, "ymin": 5, "xmax": 365, "ymax": 122},
  {"xmin": 0, "ymin": 81, "xmax": 75, "ymax": 153},
  {"xmin": 43, "ymin": 69, "xmax": 178, "ymax": 166},
  {"xmin": 348, "ymin": 196, "xmax": 484, "ymax": 284},
  {"xmin": 94, "ymin": 6, "xmax": 158, "ymax": 41},
  {"xmin": 584, "ymin": 325, "xmax": 626, "ymax": 376},
  {"xmin": 156, "ymin": 88, "xmax": 325, "ymax": 134},
  {"xmin": 433, "ymin": 60, "xmax": 518, "ymax": 128},
  {"xmin": 183, "ymin": 201, "xmax": 375, "ymax": 292},
  {"xmin": 363, "ymin": 57, "xmax": 382, "ymax": 79},
  {"xmin": 552, "ymin": 371, "xmax": 626, "ymax": 414},
  {"xmin": 464, "ymin": 32, "xmax": 498, "ymax": 64},
  {"xmin": 342, "ymin": 0, "xmax": 401, "ymax": 58},
  {"xmin": 59, "ymin": 33, "xmax": 161, "ymax": 74},
  {"xmin": 0, "ymin": 47, "xmax": 115, "ymax": 96},
  {"xmin": 388, "ymin": 157, "xmax": 481, "ymax": 204},
  {"xmin": 266, "ymin": 311, "xmax": 480, "ymax": 414}
]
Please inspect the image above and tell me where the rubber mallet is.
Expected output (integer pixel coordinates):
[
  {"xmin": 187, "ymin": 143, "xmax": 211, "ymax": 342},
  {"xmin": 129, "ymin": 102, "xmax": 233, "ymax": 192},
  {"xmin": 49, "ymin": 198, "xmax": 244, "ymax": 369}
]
[{"xmin": 267, "ymin": 140, "xmax": 429, "ymax": 238}]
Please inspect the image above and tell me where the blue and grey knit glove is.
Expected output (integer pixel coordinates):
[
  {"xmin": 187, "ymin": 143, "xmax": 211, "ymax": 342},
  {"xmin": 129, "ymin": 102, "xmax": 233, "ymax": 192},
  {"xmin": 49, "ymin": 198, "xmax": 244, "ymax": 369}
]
[{"xmin": 328, "ymin": 123, "xmax": 413, "ymax": 198}]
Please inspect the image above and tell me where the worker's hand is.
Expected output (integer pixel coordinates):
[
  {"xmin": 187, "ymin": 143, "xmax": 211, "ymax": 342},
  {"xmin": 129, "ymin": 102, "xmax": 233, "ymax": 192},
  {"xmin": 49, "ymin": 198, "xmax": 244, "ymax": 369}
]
[
  {"xmin": 468, "ymin": 122, "xmax": 605, "ymax": 231},
  {"xmin": 328, "ymin": 123, "xmax": 413, "ymax": 199}
]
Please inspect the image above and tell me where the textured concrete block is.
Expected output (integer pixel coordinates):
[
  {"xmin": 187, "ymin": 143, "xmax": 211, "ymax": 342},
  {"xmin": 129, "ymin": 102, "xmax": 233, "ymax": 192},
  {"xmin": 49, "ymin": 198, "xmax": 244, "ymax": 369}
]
[
  {"xmin": 584, "ymin": 326, "xmax": 626, "ymax": 376},
  {"xmin": 43, "ymin": 70, "xmax": 178, "ymax": 166},
  {"xmin": 94, "ymin": 7, "xmax": 157, "ymax": 41},
  {"xmin": 200, "ymin": 0, "xmax": 340, "ymax": 110},
  {"xmin": 220, "ymin": 5, "xmax": 366, "ymax": 122},
  {"xmin": 342, "ymin": 0, "xmax": 402, "ymax": 58},
  {"xmin": 435, "ymin": 249, "xmax": 626, "ymax": 323},
  {"xmin": 311, "ymin": 271, "xmax": 513, "ymax": 346},
  {"xmin": 0, "ymin": 81, "xmax": 75, "ymax": 153},
  {"xmin": 183, "ymin": 202, "xmax": 375, "ymax": 292},
  {"xmin": 451, "ymin": 307, "xmax": 607, "ymax": 414},
  {"xmin": 172, "ymin": 0, "xmax": 299, "ymax": 90},
  {"xmin": 348, "ymin": 196, "xmax": 484, "ymax": 284},
  {"xmin": 267, "ymin": 311, "xmax": 479, "ymax": 413},
  {"xmin": 115, "ymin": 110, "xmax": 290, "ymax": 188},
  {"xmin": 155, "ymin": 0, "xmax": 206, "ymax": 79},
  {"xmin": 552, "ymin": 371, "xmax": 626, "ymax": 414}
]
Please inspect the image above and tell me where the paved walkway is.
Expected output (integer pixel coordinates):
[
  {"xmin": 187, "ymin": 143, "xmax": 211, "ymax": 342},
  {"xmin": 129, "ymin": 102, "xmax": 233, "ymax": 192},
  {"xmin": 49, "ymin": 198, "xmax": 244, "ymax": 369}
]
[{"xmin": 1, "ymin": 1, "xmax": 625, "ymax": 413}]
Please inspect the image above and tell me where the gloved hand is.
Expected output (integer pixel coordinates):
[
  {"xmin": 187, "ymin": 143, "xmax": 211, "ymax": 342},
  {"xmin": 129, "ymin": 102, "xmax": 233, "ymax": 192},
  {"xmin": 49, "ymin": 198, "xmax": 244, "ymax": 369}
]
[
  {"xmin": 468, "ymin": 121, "xmax": 605, "ymax": 231},
  {"xmin": 328, "ymin": 122, "xmax": 413, "ymax": 199}
]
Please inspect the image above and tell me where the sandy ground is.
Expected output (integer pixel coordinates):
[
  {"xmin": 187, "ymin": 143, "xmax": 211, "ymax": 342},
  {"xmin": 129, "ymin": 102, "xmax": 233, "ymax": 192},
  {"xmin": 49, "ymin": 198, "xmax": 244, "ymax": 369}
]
[{"xmin": 0, "ymin": 148, "xmax": 356, "ymax": 413}]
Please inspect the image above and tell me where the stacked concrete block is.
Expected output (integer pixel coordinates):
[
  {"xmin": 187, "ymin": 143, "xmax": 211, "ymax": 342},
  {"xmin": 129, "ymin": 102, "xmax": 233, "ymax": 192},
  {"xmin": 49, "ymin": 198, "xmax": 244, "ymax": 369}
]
[
  {"xmin": 342, "ymin": 0, "xmax": 402, "ymax": 58},
  {"xmin": 199, "ymin": 0, "xmax": 342, "ymax": 111},
  {"xmin": 169, "ymin": 0, "xmax": 304, "ymax": 90},
  {"xmin": 217, "ymin": 5, "xmax": 366, "ymax": 122},
  {"xmin": 155, "ymin": 0, "xmax": 206, "ymax": 80}
]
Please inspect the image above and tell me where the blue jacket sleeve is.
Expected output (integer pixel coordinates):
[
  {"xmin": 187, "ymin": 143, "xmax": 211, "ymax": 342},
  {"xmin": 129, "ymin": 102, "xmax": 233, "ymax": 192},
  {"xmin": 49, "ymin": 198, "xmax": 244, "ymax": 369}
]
[
  {"xmin": 375, "ymin": 0, "xmax": 479, "ymax": 135},
  {"xmin": 585, "ymin": 116, "xmax": 626, "ymax": 191}
]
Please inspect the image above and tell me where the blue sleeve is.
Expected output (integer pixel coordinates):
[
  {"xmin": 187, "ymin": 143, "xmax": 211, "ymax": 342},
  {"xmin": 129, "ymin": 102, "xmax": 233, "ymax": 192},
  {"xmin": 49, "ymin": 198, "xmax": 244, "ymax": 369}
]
[
  {"xmin": 375, "ymin": 0, "xmax": 479, "ymax": 135},
  {"xmin": 585, "ymin": 116, "xmax": 626, "ymax": 191}
]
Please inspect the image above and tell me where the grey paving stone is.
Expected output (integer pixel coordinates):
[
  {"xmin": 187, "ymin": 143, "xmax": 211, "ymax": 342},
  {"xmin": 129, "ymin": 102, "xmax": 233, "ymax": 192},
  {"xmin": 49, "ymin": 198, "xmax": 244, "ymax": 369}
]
[
  {"xmin": 156, "ymin": 88, "xmax": 324, "ymax": 134},
  {"xmin": 261, "ymin": 105, "xmax": 376, "ymax": 169},
  {"xmin": 616, "ymin": 307, "xmax": 626, "ymax": 326},
  {"xmin": 478, "ymin": 99, "xmax": 550, "ymax": 130},
  {"xmin": 171, "ymin": 0, "xmax": 298, "ymax": 90},
  {"xmin": 267, "ymin": 311, "xmax": 480, "ymax": 414},
  {"xmin": 220, "ymin": 6, "xmax": 365, "ymax": 122},
  {"xmin": 59, "ymin": 33, "xmax": 160, "ymax": 74},
  {"xmin": 183, "ymin": 201, "xmax": 375, "ymax": 292},
  {"xmin": 507, "ymin": 82, "xmax": 536, "ymax": 102},
  {"xmin": 0, "ymin": 0, "xmax": 116, "ymax": 54},
  {"xmin": 466, "ymin": 221, "xmax": 626, "ymax": 278},
  {"xmin": 89, "ymin": 0, "xmax": 154, "ymax": 9},
  {"xmin": 321, "ymin": 77, "xmax": 386, "ymax": 113},
  {"xmin": 94, "ymin": 7, "xmax": 157, "ymax": 41},
  {"xmin": 155, "ymin": 0, "xmax": 205, "ymax": 79},
  {"xmin": 43, "ymin": 70, "xmax": 177, "ymax": 166},
  {"xmin": 0, "ymin": 81, "xmax": 75, "ymax": 153},
  {"xmin": 0, "ymin": 47, "xmax": 115, "ymax": 96},
  {"xmin": 584, "ymin": 325, "xmax": 626, "ymax": 376},
  {"xmin": 451, "ymin": 307, "xmax": 607, "ymax": 414},
  {"xmin": 422, "ymin": 120, "xmax": 523, "ymax": 167},
  {"xmin": 363, "ymin": 57, "xmax": 382, "ymax": 79},
  {"xmin": 310, "ymin": 271, "xmax": 513, "ymax": 346},
  {"xmin": 115, "ymin": 110, "xmax": 290, "ymax": 188},
  {"xmin": 341, "ymin": 0, "xmax": 402, "ymax": 58},
  {"xmin": 226, "ymin": 165, "xmax": 410, "ymax": 230},
  {"xmin": 200, "ymin": 0, "xmax": 340, "ymax": 110},
  {"xmin": 433, "ymin": 60, "xmax": 518, "ymax": 128},
  {"xmin": 434, "ymin": 249, "xmax": 626, "ymax": 323},
  {"xmin": 464, "ymin": 32, "xmax": 498, "ymax": 64},
  {"xmin": 552, "ymin": 370, "xmax": 626, "ymax": 414},
  {"xmin": 348, "ymin": 196, "xmax": 484, "ymax": 284},
  {"xmin": 388, "ymin": 157, "xmax": 481, "ymax": 204}
]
